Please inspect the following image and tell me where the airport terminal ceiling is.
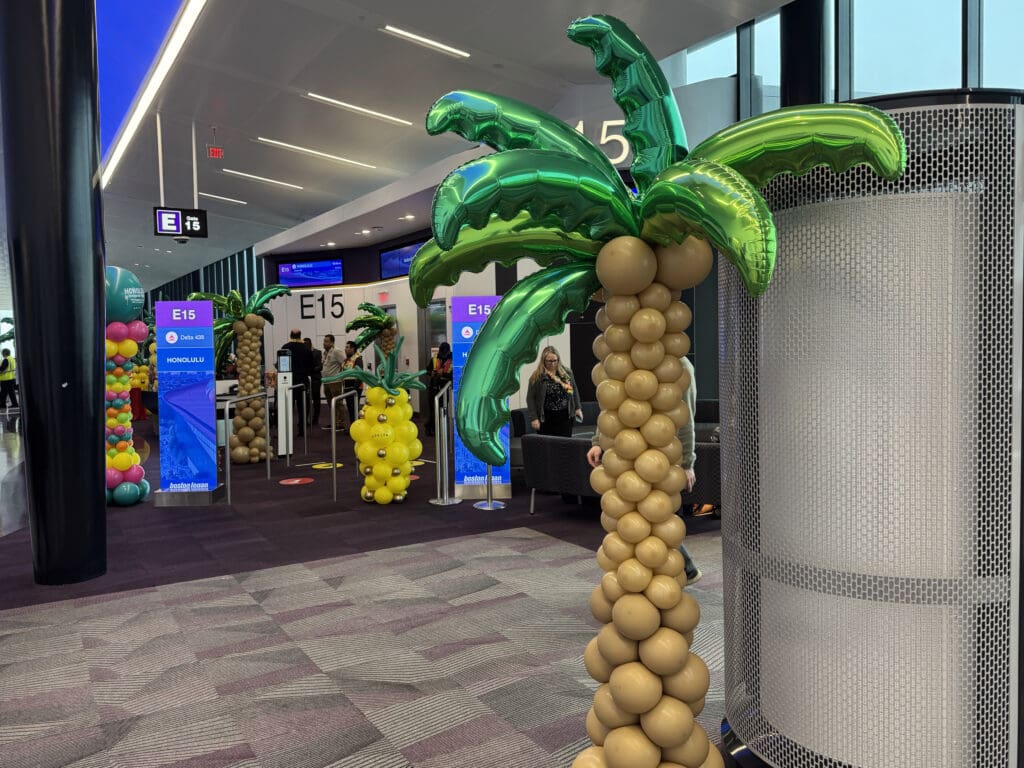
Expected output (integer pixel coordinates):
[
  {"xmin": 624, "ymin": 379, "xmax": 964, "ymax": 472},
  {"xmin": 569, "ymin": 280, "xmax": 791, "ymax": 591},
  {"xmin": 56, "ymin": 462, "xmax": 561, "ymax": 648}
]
[{"xmin": 86, "ymin": 0, "xmax": 786, "ymax": 290}]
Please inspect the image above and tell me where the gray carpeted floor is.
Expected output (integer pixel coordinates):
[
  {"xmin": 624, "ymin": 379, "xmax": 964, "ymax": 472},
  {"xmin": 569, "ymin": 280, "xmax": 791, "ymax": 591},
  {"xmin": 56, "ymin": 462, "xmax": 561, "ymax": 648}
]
[{"xmin": 0, "ymin": 526, "xmax": 724, "ymax": 768}]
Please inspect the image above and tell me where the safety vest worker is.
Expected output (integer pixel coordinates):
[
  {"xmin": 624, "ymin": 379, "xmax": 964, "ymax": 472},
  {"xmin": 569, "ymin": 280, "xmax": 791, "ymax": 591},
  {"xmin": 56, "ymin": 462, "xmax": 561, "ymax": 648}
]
[{"xmin": 0, "ymin": 354, "xmax": 14, "ymax": 381}]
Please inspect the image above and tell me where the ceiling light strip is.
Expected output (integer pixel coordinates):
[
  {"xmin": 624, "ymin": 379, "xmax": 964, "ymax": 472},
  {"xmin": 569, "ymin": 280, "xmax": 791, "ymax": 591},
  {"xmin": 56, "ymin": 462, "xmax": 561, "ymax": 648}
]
[
  {"xmin": 381, "ymin": 25, "xmax": 470, "ymax": 58},
  {"xmin": 100, "ymin": 0, "xmax": 208, "ymax": 188},
  {"xmin": 199, "ymin": 191, "xmax": 248, "ymax": 205},
  {"xmin": 222, "ymin": 168, "xmax": 303, "ymax": 190},
  {"xmin": 305, "ymin": 92, "xmax": 412, "ymax": 126},
  {"xmin": 256, "ymin": 136, "xmax": 376, "ymax": 169}
]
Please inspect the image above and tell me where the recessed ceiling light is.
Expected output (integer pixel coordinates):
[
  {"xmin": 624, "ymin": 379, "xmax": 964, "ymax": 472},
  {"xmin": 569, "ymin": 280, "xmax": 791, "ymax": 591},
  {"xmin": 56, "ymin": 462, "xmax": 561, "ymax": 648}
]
[
  {"xmin": 199, "ymin": 191, "xmax": 247, "ymax": 205},
  {"xmin": 134, "ymin": 262, "xmax": 140, "ymax": 266},
  {"xmin": 380, "ymin": 25, "xmax": 470, "ymax": 58},
  {"xmin": 256, "ymin": 137, "xmax": 376, "ymax": 169},
  {"xmin": 165, "ymin": 250, "xmax": 172, "ymax": 253},
  {"xmin": 305, "ymin": 92, "xmax": 412, "ymax": 126},
  {"xmin": 398, "ymin": 214, "xmax": 415, "ymax": 221},
  {"xmin": 319, "ymin": 243, "xmax": 327, "ymax": 247},
  {"xmin": 327, "ymin": 241, "xmax": 336, "ymax": 246},
  {"xmin": 362, "ymin": 229, "xmax": 371, "ymax": 235},
  {"xmin": 144, "ymin": 265, "xmax": 151, "ymax": 268},
  {"xmin": 100, "ymin": 0, "xmax": 207, "ymax": 188},
  {"xmin": 222, "ymin": 168, "xmax": 303, "ymax": 190}
]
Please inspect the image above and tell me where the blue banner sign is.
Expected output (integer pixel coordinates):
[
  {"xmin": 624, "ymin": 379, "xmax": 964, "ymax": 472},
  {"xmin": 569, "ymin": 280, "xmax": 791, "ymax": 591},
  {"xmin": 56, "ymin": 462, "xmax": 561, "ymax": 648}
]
[
  {"xmin": 155, "ymin": 301, "xmax": 217, "ymax": 493},
  {"xmin": 450, "ymin": 296, "xmax": 510, "ymax": 496}
]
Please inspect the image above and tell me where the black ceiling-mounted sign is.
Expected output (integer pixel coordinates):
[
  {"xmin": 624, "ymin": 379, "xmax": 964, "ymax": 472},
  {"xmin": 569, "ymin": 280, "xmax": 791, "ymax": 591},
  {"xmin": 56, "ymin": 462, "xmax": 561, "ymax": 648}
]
[{"xmin": 153, "ymin": 207, "xmax": 209, "ymax": 238}]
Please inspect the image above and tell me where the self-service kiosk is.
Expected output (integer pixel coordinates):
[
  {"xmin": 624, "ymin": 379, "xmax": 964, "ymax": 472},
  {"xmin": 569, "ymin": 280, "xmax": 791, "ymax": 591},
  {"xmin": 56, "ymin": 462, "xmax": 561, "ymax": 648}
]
[{"xmin": 275, "ymin": 349, "xmax": 293, "ymax": 456}]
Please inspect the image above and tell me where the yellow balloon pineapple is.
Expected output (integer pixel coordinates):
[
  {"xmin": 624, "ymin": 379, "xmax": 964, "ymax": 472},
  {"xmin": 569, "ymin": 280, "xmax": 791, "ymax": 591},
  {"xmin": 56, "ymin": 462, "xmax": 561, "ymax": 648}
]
[{"xmin": 322, "ymin": 336, "xmax": 426, "ymax": 504}]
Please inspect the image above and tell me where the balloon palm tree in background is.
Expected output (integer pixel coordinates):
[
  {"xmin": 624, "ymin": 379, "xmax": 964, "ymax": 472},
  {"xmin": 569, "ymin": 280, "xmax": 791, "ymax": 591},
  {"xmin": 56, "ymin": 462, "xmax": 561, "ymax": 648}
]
[
  {"xmin": 0, "ymin": 317, "xmax": 13, "ymax": 345},
  {"xmin": 411, "ymin": 14, "xmax": 905, "ymax": 768},
  {"xmin": 187, "ymin": 285, "xmax": 291, "ymax": 464},
  {"xmin": 347, "ymin": 302, "xmax": 397, "ymax": 354}
]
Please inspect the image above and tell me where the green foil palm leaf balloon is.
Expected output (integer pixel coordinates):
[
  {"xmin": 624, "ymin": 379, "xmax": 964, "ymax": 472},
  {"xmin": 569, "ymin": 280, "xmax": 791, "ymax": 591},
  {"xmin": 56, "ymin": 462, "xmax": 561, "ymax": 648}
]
[
  {"xmin": 567, "ymin": 14, "xmax": 688, "ymax": 194},
  {"xmin": 455, "ymin": 262, "xmax": 600, "ymax": 466},
  {"xmin": 416, "ymin": 14, "xmax": 907, "ymax": 466},
  {"xmin": 426, "ymin": 90, "xmax": 625, "ymax": 192},
  {"xmin": 640, "ymin": 160, "xmax": 777, "ymax": 297},
  {"xmin": 245, "ymin": 284, "xmax": 291, "ymax": 314},
  {"xmin": 688, "ymin": 103, "xmax": 907, "ymax": 188},
  {"xmin": 409, "ymin": 214, "xmax": 601, "ymax": 307},
  {"xmin": 431, "ymin": 149, "xmax": 637, "ymax": 251}
]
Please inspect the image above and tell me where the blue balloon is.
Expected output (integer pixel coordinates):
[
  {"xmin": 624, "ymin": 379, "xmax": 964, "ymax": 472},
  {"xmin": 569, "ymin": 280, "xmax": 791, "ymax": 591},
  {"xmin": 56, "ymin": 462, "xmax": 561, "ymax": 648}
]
[
  {"xmin": 105, "ymin": 360, "xmax": 116, "ymax": 372},
  {"xmin": 137, "ymin": 479, "xmax": 151, "ymax": 500},
  {"xmin": 105, "ymin": 488, "xmax": 113, "ymax": 505}
]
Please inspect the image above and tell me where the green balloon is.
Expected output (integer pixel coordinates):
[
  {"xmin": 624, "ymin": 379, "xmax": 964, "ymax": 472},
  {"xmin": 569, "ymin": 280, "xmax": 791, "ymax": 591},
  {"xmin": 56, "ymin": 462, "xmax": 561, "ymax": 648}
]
[
  {"xmin": 105, "ymin": 266, "xmax": 145, "ymax": 323},
  {"xmin": 432, "ymin": 149, "xmax": 637, "ymax": 251},
  {"xmin": 455, "ymin": 262, "xmax": 599, "ymax": 466},
  {"xmin": 408, "ymin": 213, "xmax": 601, "ymax": 307},
  {"xmin": 112, "ymin": 481, "xmax": 141, "ymax": 506},
  {"xmin": 567, "ymin": 15, "xmax": 688, "ymax": 195}
]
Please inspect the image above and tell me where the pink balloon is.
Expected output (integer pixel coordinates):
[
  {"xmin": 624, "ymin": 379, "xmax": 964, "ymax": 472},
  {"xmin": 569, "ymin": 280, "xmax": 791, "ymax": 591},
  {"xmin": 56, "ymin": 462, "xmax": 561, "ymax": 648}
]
[
  {"xmin": 112, "ymin": 354, "xmax": 127, "ymax": 366},
  {"xmin": 119, "ymin": 390, "xmax": 131, "ymax": 399},
  {"xmin": 123, "ymin": 464, "xmax": 145, "ymax": 484},
  {"xmin": 106, "ymin": 322, "xmax": 129, "ymax": 342},
  {"xmin": 127, "ymin": 320, "xmax": 149, "ymax": 342},
  {"xmin": 105, "ymin": 427, "xmax": 113, "ymax": 437},
  {"xmin": 106, "ymin": 390, "xmax": 118, "ymax": 401},
  {"xmin": 114, "ymin": 425, "xmax": 127, "ymax": 436},
  {"xmin": 105, "ymin": 468, "xmax": 124, "ymax": 489}
]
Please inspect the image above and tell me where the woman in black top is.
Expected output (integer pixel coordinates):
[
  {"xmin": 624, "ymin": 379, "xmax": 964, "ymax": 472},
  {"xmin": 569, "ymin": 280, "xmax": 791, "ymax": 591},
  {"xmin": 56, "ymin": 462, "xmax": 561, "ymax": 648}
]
[{"xmin": 526, "ymin": 345, "xmax": 582, "ymax": 436}]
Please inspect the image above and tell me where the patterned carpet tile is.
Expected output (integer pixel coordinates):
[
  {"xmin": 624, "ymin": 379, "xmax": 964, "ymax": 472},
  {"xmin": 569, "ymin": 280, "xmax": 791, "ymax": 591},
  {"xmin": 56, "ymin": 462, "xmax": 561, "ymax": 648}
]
[{"xmin": 0, "ymin": 527, "xmax": 726, "ymax": 767}]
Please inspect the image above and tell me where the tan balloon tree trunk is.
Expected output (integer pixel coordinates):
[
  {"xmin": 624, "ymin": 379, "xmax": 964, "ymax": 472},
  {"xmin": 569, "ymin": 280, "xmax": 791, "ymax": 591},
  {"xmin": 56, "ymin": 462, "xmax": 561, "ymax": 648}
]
[
  {"xmin": 575, "ymin": 236, "xmax": 721, "ymax": 768},
  {"xmin": 227, "ymin": 313, "xmax": 269, "ymax": 464}
]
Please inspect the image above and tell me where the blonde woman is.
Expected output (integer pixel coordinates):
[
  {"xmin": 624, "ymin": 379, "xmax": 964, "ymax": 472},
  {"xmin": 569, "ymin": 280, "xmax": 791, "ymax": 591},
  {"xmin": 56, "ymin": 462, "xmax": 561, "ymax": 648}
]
[{"xmin": 527, "ymin": 346, "xmax": 582, "ymax": 436}]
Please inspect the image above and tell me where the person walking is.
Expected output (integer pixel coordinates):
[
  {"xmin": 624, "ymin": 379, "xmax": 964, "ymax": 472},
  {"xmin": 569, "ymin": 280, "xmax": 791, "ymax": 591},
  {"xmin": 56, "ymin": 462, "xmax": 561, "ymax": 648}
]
[
  {"xmin": 0, "ymin": 349, "xmax": 16, "ymax": 410},
  {"xmin": 527, "ymin": 346, "xmax": 582, "ymax": 437}
]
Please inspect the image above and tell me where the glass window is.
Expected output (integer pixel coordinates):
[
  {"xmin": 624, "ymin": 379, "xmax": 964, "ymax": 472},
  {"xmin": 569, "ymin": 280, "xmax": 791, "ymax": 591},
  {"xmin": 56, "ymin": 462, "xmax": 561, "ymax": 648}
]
[
  {"xmin": 983, "ymin": 0, "xmax": 1024, "ymax": 89},
  {"xmin": 853, "ymin": 0, "xmax": 960, "ymax": 98},
  {"xmin": 686, "ymin": 30, "xmax": 737, "ymax": 84},
  {"xmin": 754, "ymin": 13, "xmax": 781, "ymax": 114}
]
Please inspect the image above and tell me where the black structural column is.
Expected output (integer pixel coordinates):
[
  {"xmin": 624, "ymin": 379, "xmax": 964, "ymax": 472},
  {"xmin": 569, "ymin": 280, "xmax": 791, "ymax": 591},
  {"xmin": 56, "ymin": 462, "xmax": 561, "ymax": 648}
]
[
  {"xmin": 780, "ymin": 0, "xmax": 828, "ymax": 107},
  {"xmin": 0, "ymin": 1, "xmax": 107, "ymax": 583}
]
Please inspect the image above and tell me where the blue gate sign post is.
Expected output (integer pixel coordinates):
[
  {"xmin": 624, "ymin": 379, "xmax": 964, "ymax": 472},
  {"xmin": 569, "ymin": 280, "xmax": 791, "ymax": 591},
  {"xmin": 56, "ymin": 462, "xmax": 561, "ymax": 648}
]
[
  {"xmin": 155, "ymin": 301, "xmax": 218, "ymax": 498},
  {"xmin": 450, "ymin": 296, "xmax": 510, "ymax": 499}
]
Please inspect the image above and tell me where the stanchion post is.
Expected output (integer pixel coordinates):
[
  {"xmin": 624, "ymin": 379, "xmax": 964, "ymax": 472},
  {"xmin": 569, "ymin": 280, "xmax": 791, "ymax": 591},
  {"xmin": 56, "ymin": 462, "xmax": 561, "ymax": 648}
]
[
  {"xmin": 429, "ymin": 383, "xmax": 461, "ymax": 506},
  {"xmin": 223, "ymin": 391, "xmax": 270, "ymax": 505},
  {"xmin": 473, "ymin": 464, "xmax": 506, "ymax": 510}
]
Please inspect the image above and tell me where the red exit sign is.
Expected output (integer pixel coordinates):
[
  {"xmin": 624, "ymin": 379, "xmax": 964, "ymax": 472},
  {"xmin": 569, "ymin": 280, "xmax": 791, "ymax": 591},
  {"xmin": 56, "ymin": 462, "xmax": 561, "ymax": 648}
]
[{"xmin": 207, "ymin": 145, "xmax": 224, "ymax": 160}]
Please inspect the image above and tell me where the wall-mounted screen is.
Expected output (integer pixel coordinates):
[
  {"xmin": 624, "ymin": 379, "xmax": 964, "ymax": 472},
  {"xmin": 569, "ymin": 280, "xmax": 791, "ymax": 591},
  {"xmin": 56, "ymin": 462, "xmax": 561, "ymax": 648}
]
[
  {"xmin": 379, "ymin": 241, "xmax": 423, "ymax": 280},
  {"xmin": 277, "ymin": 259, "xmax": 343, "ymax": 287}
]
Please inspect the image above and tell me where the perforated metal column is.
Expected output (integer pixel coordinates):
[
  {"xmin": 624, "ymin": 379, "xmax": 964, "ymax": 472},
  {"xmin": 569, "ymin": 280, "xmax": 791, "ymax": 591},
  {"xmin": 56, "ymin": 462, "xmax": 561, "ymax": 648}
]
[{"xmin": 720, "ymin": 102, "xmax": 1021, "ymax": 768}]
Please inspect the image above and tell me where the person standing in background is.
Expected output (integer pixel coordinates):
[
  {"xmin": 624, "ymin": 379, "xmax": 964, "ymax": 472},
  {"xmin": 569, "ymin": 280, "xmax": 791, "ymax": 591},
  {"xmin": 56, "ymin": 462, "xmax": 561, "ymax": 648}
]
[
  {"xmin": 304, "ymin": 337, "xmax": 322, "ymax": 427},
  {"xmin": 527, "ymin": 346, "xmax": 582, "ymax": 436},
  {"xmin": 424, "ymin": 341, "xmax": 453, "ymax": 437},
  {"xmin": 587, "ymin": 355, "xmax": 702, "ymax": 584},
  {"xmin": 0, "ymin": 348, "xmax": 16, "ymax": 409},
  {"xmin": 321, "ymin": 334, "xmax": 347, "ymax": 432},
  {"xmin": 280, "ymin": 329, "xmax": 313, "ymax": 436},
  {"xmin": 342, "ymin": 341, "xmax": 363, "ymax": 424}
]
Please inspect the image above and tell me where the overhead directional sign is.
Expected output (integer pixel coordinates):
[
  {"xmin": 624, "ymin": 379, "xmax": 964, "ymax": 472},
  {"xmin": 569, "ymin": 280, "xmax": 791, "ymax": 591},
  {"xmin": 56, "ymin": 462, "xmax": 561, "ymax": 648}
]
[{"xmin": 153, "ymin": 207, "xmax": 209, "ymax": 238}]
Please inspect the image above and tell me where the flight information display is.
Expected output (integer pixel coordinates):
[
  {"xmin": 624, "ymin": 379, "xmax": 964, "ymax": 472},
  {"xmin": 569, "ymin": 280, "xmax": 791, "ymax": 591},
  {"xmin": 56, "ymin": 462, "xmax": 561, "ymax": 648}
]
[
  {"xmin": 277, "ymin": 259, "xmax": 343, "ymax": 287},
  {"xmin": 379, "ymin": 242, "xmax": 423, "ymax": 279}
]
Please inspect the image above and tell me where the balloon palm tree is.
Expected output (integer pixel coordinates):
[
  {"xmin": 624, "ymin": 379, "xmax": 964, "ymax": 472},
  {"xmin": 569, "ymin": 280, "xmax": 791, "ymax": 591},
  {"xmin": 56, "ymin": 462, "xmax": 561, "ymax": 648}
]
[
  {"xmin": 0, "ymin": 317, "xmax": 13, "ymax": 345},
  {"xmin": 187, "ymin": 285, "xmax": 291, "ymax": 464},
  {"xmin": 346, "ymin": 302, "xmax": 398, "ymax": 354},
  {"xmin": 410, "ymin": 15, "xmax": 905, "ymax": 768}
]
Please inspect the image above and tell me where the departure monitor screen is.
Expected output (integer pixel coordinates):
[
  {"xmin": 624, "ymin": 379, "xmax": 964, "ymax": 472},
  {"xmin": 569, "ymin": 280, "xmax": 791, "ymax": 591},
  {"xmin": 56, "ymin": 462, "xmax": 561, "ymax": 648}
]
[
  {"xmin": 379, "ymin": 242, "xmax": 422, "ymax": 279},
  {"xmin": 277, "ymin": 259, "xmax": 343, "ymax": 287}
]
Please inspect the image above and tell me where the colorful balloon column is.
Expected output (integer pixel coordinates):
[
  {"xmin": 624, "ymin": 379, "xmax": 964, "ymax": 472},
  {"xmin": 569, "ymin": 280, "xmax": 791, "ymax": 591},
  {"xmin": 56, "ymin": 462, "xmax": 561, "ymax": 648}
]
[{"xmin": 104, "ymin": 266, "xmax": 150, "ymax": 505}]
